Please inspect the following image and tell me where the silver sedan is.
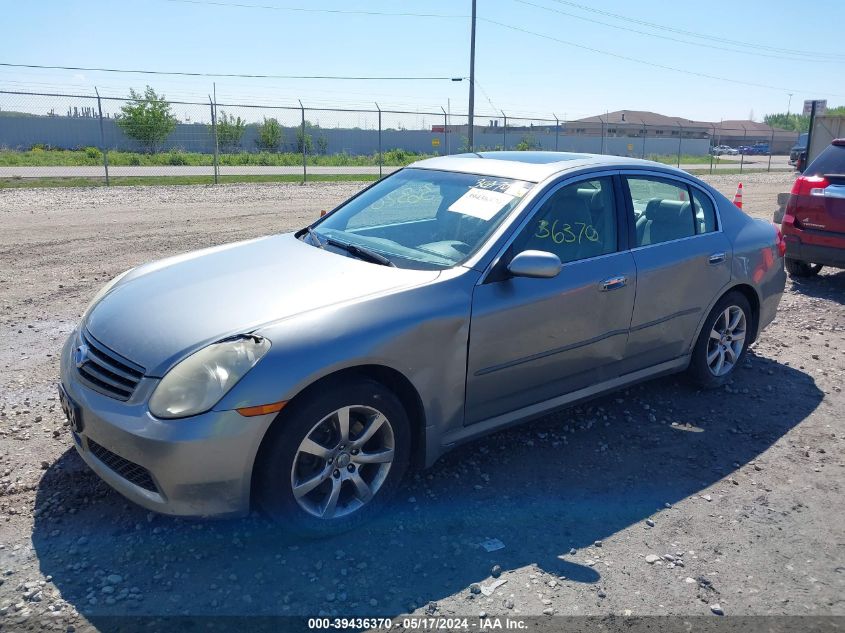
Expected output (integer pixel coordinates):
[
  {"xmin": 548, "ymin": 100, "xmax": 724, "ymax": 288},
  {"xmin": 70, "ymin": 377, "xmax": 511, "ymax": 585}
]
[{"xmin": 59, "ymin": 152, "xmax": 786, "ymax": 535}]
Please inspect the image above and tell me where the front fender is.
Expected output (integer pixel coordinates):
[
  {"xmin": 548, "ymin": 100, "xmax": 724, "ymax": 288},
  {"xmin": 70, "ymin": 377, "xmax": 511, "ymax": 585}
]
[{"xmin": 214, "ymin": 269, "xmax": 476, "ymax": 446}]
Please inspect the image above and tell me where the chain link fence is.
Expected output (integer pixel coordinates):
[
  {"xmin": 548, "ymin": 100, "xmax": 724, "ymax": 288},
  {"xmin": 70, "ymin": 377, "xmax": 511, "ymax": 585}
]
[{"xmin": 0, "ymin": 89, "xmax": 795, "ymax": 184}]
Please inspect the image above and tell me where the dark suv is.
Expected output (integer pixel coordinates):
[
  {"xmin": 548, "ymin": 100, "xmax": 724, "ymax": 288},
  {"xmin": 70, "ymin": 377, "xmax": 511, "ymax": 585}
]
[
  {"xmin": 781, "ymin": 139, "xmax": 845, "ymax": 277},
  {"xmin": 789, "ymin": 133, "xmax": 809, "ymax": 167}
]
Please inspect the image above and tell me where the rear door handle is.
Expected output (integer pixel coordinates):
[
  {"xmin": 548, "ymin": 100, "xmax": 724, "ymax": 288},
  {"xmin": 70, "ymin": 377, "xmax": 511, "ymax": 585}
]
[
  {"xmin": 600, "ymin": 275, "xmax": 628, "ymax": 291},
  {"xmin": 708, "ymin": 252, "xmax": 726, "ymax": 265}
]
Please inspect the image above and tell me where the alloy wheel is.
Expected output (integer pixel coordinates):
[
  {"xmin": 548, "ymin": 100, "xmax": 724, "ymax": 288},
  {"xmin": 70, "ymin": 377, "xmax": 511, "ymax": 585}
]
[
  {"xmin": 290, "ymin": 405, "xmax": 395, "ymax": 519},
  {"xmin": 706, "ymin": 305, "xmax": 747, "ymax": 377}
]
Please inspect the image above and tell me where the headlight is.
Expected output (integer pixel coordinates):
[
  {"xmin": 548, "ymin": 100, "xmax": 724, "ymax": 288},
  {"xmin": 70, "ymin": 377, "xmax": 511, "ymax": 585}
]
[
  {"xmin": 149, "ymin": 336, "xmax": 271, "ymax": 419},
  {"xmin": 84, "ymin": 268, "xmax": 134, "ymax": 316}
]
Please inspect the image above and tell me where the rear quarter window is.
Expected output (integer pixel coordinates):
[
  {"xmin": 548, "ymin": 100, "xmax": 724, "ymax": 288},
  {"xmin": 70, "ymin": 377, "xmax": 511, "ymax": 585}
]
[
  {"xmin": 806, "ymin": 143, "xmax": 845, "ymax": 176},
  {"xmin": 691, "ymin": 188, "xmax": 718, "ymax": 233}
]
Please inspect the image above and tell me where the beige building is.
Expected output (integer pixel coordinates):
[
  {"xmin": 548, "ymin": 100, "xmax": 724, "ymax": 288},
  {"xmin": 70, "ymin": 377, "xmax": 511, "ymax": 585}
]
[
  {"xmin": 712, "ymin": 120, "xmax": 799, "ymax": 153},
  {"xmin": 565, "ymin": 110, "xmax": 799, "ymax": 153},
  {"xmin": 566, "ymin": 110, "xmax": 712, "ymax": 139}
]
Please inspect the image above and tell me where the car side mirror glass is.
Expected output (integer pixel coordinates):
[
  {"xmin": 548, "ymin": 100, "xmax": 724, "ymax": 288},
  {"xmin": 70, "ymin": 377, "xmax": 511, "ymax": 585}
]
[{"xmin": 507, "ymin": 250, "xmax": 562, "ymax": 279}]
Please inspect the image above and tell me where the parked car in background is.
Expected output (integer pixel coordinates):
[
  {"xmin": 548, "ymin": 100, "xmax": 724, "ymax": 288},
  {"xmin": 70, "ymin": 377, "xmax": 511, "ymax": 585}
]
[
  {"xmin": 711, "ymin": 145, "xmax": 738, "ymax": 156},
  {"xmin": 739, "ymin": 143, "xmax": 770, "ymax": 156},
  {"xmin": 781, "ymin": 139, "xmax": 845, "ymax": 277},
  {"xmin": 59, "ymin": 152, "xmax": 786, "ymax": 535},
  {"xmin": 789, "ymin": 133, "xmax": 809, "ymax": 165}
]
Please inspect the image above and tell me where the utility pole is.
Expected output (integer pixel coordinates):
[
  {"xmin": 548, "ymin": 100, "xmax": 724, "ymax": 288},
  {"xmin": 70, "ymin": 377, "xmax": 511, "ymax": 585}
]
[
  {"xmin": 806, "ymin": 99, "xmax": 818, "ymax": 167},
  {"xmin": 94, "ymin": 87, "xmax": 109, "ymax": 186},
  {"xmin": 211, "ymin": 82, "xmax": 219, "ymax": 185},
  {"xmin": 468, "ymin": 0, "xmax": 477, "ymax": 151},
  {"xmin": 787, "ymin": 93, "xmax": 793, "ymax": 117}
]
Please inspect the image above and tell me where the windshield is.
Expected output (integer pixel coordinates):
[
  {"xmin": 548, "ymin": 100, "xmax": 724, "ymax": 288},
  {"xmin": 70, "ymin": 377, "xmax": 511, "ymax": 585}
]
[{"xmin": 310, "ymin": 168, "xmax": 534, "ymax": 270}]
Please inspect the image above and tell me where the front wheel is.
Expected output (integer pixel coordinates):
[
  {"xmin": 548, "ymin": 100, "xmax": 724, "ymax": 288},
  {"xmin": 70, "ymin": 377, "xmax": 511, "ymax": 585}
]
[
  {"xmin": 688, "ymin": 292, "xmax": 752, "ymax": 388},
  {"xmin": 785, "ymin": 258, "xmax": 822, "ymax": 278},
  {"xmin": 254, "ymin": 378, "xmax": 411, "ymax": 537}
]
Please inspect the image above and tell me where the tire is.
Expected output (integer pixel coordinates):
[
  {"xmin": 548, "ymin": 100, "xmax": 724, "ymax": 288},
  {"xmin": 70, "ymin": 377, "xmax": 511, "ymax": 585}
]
[
  {"xmin": 785, "ymin": 258, "xmax": 822, "ymax": 278},
  {"xmin": 254, "ymin": 377, "xmax": 411, "ymax": 537},
  {"xmin": 688, "ymin": 292, "xmax": 752, "ymax": 389}
]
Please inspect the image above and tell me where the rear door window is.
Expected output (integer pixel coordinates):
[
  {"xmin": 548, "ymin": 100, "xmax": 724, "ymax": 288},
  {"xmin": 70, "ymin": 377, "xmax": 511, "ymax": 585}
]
[{"xmin": 625, "ymin": 176, "xmax": 696, "ymax": 246}]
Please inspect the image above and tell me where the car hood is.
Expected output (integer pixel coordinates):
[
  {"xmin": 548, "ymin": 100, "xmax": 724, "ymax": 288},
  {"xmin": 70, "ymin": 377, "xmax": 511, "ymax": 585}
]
[{"xmin": 85, "ymin": 232, "xmax": 440, "ymax": 376}]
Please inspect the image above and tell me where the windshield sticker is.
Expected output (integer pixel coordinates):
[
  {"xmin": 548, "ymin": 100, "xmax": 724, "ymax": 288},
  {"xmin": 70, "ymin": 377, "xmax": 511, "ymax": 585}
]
[
  {"xmin": 474, "ymin": 177, "xmax": 513, "ymax": 192},
  {"xmin": 448, "ymin": 187, "xmax": 516, "ymax": 221},
  {"xmin": 473, "ymin": 177, "xmax": 531, "ymax": 195}
]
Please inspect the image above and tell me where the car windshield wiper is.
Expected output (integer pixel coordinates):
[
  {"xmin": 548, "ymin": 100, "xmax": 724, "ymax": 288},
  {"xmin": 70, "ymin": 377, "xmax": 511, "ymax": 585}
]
[
  {"xmin": 303, "ymin": 226, "xmax": 325, "ymax": 248},
  {"xmin": 324, "ymin": 237, "xmax": 396, "ymax": 267}
]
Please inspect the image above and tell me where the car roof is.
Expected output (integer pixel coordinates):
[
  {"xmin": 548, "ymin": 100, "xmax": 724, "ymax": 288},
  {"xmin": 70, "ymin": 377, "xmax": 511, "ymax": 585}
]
[{"xmin": 410, "ymin": 151, "xmax": 688, "ymax": 182}]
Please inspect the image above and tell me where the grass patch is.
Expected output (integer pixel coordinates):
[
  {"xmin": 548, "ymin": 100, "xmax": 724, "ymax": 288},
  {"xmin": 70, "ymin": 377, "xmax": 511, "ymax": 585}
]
[
  {"xmin": 0, "ymin": 148, "xmax": 434, "ymax": 168},
  {"xmin": 647, "ymin": 154, "xmax": 725, "ymax": 165},
  {"xmin": 0, "ymin": 174, "xmax": 378, "ymax": 188}
]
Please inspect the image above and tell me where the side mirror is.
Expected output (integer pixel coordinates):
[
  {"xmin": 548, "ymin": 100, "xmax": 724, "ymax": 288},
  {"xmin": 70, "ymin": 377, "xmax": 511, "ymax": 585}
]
[{"xmin": 507, "ymin": 250, "xmax": 562, "ymax": 279}]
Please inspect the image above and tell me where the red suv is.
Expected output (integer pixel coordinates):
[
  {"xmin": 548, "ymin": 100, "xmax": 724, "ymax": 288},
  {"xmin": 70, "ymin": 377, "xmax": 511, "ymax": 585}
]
[{"xmin": 781, "ymin": 138, "xmax": 845, "ymax": 277}]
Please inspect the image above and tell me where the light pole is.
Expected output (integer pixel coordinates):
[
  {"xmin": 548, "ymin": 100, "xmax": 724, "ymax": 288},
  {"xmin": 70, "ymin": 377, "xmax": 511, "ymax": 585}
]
[{"xmin": 468, "ymin": 0, "xmax": 477, "ymax": 151}]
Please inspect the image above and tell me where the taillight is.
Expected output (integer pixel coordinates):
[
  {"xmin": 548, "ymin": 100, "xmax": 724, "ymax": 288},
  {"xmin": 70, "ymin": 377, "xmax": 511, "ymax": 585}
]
[
  {"xmin": 790, "ymin": 175, "xmax": 830, "ymax": 197},
  {"xmin": 772, "ymin": 223, "xmax": 786, "ymax": 257}
]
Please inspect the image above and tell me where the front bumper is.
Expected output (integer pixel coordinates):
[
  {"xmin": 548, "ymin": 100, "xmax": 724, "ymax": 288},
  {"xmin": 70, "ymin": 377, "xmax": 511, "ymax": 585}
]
[{"xmin": 60, "ymin": 333, "xmax": 277, "ymax": 518}]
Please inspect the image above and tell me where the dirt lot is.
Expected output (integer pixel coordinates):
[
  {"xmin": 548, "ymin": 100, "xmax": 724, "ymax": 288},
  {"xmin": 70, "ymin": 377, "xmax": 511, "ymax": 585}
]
[{"xmin": 0, "ymin": 173, "xmax": 843, "ymax": 631}]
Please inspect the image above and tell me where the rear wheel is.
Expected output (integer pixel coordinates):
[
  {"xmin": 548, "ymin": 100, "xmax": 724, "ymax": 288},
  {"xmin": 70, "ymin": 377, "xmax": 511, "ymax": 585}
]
[
  {"xmin": 254, "ymin": 378, "xmax": 410, "ymax": 537},
  {"xmin": 785, "ymin": 258, "xmax": 822, "ymax": 278},
  {"xmin": 688, "ymin": 292, "xmax": 752, "ymax": 389}
]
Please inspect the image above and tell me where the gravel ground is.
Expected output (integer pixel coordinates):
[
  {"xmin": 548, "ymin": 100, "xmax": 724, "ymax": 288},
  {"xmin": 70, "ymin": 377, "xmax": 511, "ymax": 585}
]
[{"xmin": 0, "ymin": 173, "xmax": 843, "ymax": 631}]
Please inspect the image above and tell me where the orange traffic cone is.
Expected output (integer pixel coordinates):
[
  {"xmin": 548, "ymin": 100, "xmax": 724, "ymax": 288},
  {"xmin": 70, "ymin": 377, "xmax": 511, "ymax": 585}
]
[{"xmin": 733, "ymin": 182, "xmax": 743, "ymax": 209}]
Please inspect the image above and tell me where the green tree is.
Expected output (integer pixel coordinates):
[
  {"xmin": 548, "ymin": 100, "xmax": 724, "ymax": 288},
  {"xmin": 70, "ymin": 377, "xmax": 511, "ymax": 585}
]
[
  {"xmin": 316, "ymin": 132, "xmax": 329, "ymax": 155},
  {"xmin": 116, "ymin": 86, "xmax": 176, "ymax": 152},
  {"xmin": 256, "ymin": 117, "xmax": 283, "ymax": 151},
  {"xmin": 296, "ymin": 126, "xmax": 313, "ymax": 155},
  {"xmin": 215, "ymin": 110, "xmax": 246, "ymax": 152},
  {"xmin": 764, "ymin": 106, "xmax": 845, "ymax": 132},
  {"xmin": 515, "ymin": 133, "xmax": 540, "ymax": 151},
  {"xmin": 763, "ymin": 113, "xmax": 810, "ymax": 133}
]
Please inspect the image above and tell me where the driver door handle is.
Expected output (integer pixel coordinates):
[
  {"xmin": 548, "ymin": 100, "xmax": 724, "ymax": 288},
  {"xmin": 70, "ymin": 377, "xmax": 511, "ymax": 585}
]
[{"xmin": 600, "ymin": 275, "xmax": 628, "ymax": 291}]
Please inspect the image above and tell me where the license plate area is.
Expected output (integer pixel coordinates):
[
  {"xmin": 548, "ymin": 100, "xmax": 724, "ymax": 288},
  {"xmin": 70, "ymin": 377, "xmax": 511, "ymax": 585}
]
[{"xmin": 58, "ymin": 383, "xmax": 84, "ymax": 433}]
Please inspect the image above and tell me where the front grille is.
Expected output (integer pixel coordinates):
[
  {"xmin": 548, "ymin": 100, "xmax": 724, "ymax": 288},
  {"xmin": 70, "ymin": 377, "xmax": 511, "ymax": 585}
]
[
  {"xmin": 87, "ymin": 438, "xmax": 158, "ymax": 493},
  {"xmin": 76, "ymin": 330, "xmax": 145, "ymax": 401}
]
